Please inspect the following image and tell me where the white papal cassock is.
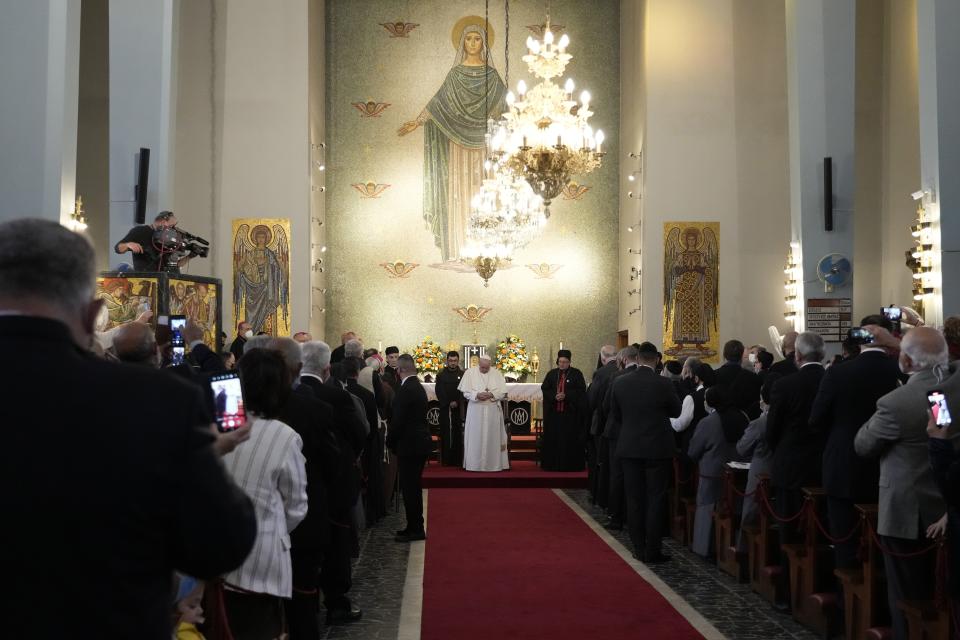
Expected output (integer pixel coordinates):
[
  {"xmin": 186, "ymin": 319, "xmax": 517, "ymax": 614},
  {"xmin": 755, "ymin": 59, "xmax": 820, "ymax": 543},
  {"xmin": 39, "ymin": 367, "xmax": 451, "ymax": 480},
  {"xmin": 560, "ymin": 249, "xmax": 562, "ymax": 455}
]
[{"xmin": 458, "ymin": 365, "xmax": 510, "ymax": 472}]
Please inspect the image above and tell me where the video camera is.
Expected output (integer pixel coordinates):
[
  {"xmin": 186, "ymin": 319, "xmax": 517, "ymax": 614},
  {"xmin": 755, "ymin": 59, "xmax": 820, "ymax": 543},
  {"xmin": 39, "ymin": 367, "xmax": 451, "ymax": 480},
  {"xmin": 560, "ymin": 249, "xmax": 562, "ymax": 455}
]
[{"xmin": 152, "ymin": 226, "xmax": 210, "ymax": 272}]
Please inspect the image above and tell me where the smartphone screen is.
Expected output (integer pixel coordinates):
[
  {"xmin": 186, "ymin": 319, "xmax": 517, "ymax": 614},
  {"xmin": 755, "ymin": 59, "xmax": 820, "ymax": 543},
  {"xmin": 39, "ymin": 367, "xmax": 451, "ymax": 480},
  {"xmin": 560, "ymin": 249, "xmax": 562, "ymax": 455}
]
[
  {"xmin": 928, "ymin": 391, "xmax": 952, "ymax": 428},
  {"xmin": 882, "ymin": 306, "xmax": 902, "ymax": 333},
  {"xmin": 847, "ymin": 327, "xmax": 875, "ymax": 344},
  {"xmin": 169, "ymin": 315, "xmax": 187, "ymax": 332},
  {"xmin": 210, "ymin": 373, "xmax": 246, "ymax": 432},
  {"xmin": 172, "ymin": 345, "xmax": 185, "ymax": 366}
]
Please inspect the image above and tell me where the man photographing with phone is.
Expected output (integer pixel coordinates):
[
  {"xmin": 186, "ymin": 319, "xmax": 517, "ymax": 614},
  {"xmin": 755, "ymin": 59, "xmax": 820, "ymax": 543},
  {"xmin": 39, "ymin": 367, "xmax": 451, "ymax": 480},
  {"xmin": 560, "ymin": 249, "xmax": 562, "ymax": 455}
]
[{"xmin": 854, "ymin": 326, "xmax": 951, "ymax": 639}]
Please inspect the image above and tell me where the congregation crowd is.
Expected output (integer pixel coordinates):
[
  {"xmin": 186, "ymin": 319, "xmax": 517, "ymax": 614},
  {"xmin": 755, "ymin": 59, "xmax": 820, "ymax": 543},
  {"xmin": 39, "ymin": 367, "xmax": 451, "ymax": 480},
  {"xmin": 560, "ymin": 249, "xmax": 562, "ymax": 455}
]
[
  {"xmin": 3, "ymin": 218, "xmax": 959, "ymax": 640},
  {"xmin": 2, "ymin": 219, "xmax": 431, "ymax": 640},
  {"xmin": 583, "ymin": 321, "xmax": 960, "ymax": 639}
]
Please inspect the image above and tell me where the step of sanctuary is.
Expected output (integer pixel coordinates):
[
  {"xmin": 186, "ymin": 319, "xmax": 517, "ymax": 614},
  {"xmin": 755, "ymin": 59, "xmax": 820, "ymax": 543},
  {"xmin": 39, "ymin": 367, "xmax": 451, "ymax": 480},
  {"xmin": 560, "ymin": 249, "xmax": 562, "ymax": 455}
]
[{"xmin": 422, "ymin": 459, "xmax": 588, "ymax": 489}]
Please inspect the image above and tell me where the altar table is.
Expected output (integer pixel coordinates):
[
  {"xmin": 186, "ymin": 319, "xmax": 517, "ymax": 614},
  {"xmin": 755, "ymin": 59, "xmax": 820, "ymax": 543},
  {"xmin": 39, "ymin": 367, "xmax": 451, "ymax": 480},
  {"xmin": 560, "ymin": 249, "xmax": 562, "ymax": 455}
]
[{"xmin": 421, "ymin": 382, "xmax": 543, "ymax": 403}]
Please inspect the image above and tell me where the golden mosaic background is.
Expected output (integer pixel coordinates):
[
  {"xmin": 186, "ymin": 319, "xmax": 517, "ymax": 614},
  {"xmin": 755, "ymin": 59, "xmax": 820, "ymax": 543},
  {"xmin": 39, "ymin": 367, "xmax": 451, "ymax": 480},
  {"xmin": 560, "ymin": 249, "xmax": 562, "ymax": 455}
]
[{"xmin": 325, "ymin": 0, "xmax": 620, "ymax": 365}]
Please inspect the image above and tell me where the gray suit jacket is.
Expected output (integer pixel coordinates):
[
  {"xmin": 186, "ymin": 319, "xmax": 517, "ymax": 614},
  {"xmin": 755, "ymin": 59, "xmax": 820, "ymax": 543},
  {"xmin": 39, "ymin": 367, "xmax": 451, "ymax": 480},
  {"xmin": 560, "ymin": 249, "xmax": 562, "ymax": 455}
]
[{"xmin": 854, "ymin": 367, "xmax": 948, "ymax": 539}]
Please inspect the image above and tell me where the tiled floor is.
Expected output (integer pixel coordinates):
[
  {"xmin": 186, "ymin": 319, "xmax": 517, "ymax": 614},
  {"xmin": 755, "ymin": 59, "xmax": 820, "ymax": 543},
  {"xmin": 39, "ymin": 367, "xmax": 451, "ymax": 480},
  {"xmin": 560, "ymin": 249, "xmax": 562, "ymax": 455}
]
[{"xmin": 323, "ymin": 489, "xmax": 819, "ymax": 639}]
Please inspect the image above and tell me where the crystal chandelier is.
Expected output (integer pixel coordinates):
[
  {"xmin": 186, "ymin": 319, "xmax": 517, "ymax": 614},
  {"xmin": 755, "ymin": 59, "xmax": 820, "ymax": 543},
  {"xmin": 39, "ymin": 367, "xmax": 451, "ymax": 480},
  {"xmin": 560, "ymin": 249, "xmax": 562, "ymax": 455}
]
[
  {"xmin": 489, "ymin": 15, "xmax": 604, "ymax": 214},
  {"xmin": 462, "ymin": 160, "xmax": 547, "ymax": 286}
]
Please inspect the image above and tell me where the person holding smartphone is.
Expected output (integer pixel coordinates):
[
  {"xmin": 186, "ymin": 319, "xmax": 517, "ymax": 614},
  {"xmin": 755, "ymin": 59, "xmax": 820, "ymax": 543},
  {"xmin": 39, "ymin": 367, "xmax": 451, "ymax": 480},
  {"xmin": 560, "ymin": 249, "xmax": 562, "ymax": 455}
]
[
  {"xmin": 926, "ymin": 370, "xmax": 960, "ymax": 632},
  {"xmin": 854, "ymin": 327, "xmax": 951, "ymax": 639}
]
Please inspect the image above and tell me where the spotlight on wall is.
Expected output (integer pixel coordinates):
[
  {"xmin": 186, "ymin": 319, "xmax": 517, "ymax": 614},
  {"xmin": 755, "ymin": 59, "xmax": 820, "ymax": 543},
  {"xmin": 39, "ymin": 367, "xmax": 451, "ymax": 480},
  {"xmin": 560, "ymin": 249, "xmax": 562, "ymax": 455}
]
[
  {"xmin": 627, "ymin": 248, "xmax": 641, "ymax": 254},
  {"xmin": 627, "ymin": 220, "xmax": 641, "ymax": 232},
  {"xmin": 627, "ymin": 288, "xmax": 639, "ymax": 296},
  {"xmin": 627, "ymin": 171, "xmax": 640, "ymax": 182},
  {"xmin": 312, "ymin": 286, "xmax": 327, "ymax": 293},
  {"xmin": 911, "ymin": 189, "xmax": 927, "ymax": 201},
  {"xmin": 627, "ymin": 191, "xmax": 639, "ymax": 199},
  {"xmin": 628, "ymin": 307, "xmax": 641, "ymax": 315},
  {"xmin": 628, "ymin": 152, "xmax": 641, "ymax": 159},
  {"xmin": 311, "ymin": 217, "xmax": 324, "ymax": 226}
]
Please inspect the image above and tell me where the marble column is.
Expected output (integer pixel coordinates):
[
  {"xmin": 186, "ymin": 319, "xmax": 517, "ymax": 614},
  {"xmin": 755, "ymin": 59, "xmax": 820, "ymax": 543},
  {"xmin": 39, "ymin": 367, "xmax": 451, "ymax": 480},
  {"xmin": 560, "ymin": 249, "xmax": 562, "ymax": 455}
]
[
  {"xmin": 0, "ymin": 0, "xmax": 81, "ymax": 224},
  {"xmin": 916, "ymin": 0, "xmax": 960, "ymax": 322},
  {"xmin": 784, "ymin": 0, "xmax": 856, "ymax": 340},
  {"xmin": 107, "ymin": 0, "xmax": 179, "ymax": 260}
]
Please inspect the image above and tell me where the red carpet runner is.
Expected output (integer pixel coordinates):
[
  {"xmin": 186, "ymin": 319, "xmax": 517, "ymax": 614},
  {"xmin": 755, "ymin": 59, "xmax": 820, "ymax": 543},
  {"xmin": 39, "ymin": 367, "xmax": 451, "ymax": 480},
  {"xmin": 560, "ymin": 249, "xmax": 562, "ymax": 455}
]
[{"xmin": 421, "ymin": 488, "xmax": 706, "ymax": 640}]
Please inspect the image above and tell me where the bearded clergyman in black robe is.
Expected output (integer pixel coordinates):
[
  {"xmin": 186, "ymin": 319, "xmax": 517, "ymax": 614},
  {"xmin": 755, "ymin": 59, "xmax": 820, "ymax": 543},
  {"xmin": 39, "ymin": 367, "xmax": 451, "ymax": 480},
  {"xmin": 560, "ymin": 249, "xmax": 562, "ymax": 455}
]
[
  {"xmin": 435, "ymin": 351, "xmax": 466, "ymax": 466},
  {"xmin": 540, "ymin": 350, "xmax": 590, "ymax": 471}
]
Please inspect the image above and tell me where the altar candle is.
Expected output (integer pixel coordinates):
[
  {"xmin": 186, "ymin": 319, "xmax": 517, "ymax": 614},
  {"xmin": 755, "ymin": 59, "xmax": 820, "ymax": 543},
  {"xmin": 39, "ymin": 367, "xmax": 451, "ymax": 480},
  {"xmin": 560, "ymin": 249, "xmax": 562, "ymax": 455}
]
[
  {"xmin": 378, "ymin": 340, "xmax": 383, "ymax": 352},
  {"xmin": 559, "ymin": 341, "xmax": 564, "ymax": 350}
]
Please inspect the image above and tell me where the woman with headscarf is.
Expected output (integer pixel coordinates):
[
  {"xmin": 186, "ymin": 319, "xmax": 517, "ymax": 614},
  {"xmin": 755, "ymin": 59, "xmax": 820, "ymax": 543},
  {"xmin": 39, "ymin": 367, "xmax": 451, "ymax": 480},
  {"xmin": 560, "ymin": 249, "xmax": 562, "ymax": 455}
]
[
  {"xmin": 540, "ymin": 350, "xmax": 590, "ymax": 471},
  {"xmin": 397, "ymin": 19, "xmax": 506, "ymax": 262},
  {"xmin": 687, "ymin": 384, "xmax": 750, "ymax": 557}
]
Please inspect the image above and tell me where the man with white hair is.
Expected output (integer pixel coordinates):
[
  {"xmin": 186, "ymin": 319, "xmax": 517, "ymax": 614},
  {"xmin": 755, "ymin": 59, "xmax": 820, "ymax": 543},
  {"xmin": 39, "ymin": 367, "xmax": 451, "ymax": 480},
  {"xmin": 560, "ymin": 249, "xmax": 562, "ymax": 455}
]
[
  {"xmin": 0, "ymin": 219, "xmax": 255, "ymax": 637},
  {"xmin": 588, "ymin": 345, "xmax": 619, "ymax": 505},
  {"xmin": 458, "ymin": 355, "xmax": 510, "ymax": 471},
  {"xmin": 855, "ymin": 327, "xmax": 951, "ymax": 639}
]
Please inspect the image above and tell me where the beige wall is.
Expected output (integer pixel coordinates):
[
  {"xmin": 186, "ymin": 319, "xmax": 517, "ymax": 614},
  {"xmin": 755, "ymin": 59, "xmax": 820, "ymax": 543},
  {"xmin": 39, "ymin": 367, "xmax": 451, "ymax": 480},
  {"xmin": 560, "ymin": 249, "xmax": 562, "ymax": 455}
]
[
  {"xmin": 215, "ymin": 0, "xmax": 311, "ymax": 335},
  {"xmin": 307, "ymin": 0, "xmax": 326, "ymax": 340},
  {"xmin": 637, "ymin": 0, "xmax": 790, "ymax": 355}
]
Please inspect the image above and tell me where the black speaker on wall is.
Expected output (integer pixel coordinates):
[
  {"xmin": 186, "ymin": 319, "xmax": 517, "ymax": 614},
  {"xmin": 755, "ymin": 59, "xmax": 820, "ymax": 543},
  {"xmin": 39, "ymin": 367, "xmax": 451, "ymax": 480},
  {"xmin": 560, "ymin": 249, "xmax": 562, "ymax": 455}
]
[
  {"xmin": 824, "ymin": 156, "xmax": 833, "ymax": 231},
  {"xmin": 134, "ymin": 147, "xmax": 151, "ymax": 224}
]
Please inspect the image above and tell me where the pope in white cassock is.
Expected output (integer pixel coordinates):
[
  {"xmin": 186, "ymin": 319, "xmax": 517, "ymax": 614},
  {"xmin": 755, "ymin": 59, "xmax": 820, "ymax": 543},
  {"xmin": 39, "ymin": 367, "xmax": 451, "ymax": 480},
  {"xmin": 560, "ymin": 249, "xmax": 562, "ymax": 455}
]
[{"xmin": 458, "ymin": 355, "xmax": 510, "ymax": 472}]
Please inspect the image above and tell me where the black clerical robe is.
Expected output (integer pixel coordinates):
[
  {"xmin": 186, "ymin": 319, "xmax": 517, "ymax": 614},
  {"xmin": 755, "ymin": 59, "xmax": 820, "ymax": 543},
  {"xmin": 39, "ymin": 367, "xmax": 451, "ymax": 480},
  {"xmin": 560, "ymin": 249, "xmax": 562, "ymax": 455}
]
[
  {"xmin": 540, "ymin": 367, "xmax": 590, "ymax": 471},
  {"xmin": 435, "ymin": 366, "xmax": 466, "ymax": 466}
]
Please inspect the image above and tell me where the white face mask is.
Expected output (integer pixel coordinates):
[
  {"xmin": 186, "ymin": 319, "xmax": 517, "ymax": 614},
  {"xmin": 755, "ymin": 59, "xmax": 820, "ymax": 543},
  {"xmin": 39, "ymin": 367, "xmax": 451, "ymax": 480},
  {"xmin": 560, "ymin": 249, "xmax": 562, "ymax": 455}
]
[
  {"xmin": 243, "ymin": 330, "xmax": 253, "ymax": 339},
  {"xmin": 748, "ymin": 352, "xmax": 757, "ymax": 364}
]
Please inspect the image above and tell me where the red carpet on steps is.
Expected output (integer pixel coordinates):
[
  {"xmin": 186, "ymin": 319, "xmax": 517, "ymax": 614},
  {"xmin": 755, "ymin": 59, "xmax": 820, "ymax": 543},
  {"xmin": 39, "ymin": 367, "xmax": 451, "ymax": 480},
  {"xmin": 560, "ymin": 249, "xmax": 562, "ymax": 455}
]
[
  {"xmin": 421, "ymin": 488, "xmax": 705, "ymax": 640},
  {"xmin": 421, "ymin": 460, "xmax": 588, "ymax": 488}
]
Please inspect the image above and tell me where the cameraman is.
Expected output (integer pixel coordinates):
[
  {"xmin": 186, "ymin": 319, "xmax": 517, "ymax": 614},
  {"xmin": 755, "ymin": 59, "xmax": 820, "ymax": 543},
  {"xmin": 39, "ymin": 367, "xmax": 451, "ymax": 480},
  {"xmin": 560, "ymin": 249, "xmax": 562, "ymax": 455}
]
[{"xmin": 114, "ymin": 210, "xmax": 191, "ymax": 272}]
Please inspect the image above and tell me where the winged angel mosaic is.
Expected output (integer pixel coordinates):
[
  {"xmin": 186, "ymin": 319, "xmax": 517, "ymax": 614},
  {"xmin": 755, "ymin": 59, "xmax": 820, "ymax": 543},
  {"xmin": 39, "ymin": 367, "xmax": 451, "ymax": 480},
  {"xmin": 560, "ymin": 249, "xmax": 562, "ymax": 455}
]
[
  {"xmin": 663, "ymin": 224, "xmax": 719, "ymax": 360},
  {"xmin": 233, "ymin": 221, "xmax": 291, "ymax": 336}
]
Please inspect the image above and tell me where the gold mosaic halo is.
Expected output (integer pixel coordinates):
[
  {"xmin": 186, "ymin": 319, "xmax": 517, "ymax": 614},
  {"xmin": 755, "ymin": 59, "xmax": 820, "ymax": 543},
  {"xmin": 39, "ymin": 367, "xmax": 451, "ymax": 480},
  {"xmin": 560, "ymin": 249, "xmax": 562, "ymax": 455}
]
[{"xmin": 451, "ymin": 15, "xmax": 494, "ymax": 50}]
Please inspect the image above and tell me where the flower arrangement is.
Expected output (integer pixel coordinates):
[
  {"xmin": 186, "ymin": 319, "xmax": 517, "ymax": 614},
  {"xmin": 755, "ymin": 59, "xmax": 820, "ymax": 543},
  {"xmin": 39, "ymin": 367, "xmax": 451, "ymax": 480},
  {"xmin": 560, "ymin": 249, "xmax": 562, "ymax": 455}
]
[
  {"xmin": 495, "ymin": 334, "xmax": 532, "ymax": 378},
  {"xmin": 411, "ymin": 336, "xmax": 445, "ymax": 374}
]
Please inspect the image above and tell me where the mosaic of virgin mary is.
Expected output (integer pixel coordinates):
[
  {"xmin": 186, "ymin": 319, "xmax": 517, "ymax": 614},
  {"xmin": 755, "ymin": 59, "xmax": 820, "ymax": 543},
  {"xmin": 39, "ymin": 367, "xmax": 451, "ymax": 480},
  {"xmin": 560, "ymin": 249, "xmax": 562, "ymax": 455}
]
[{"xmin": 397, "ymin": 16, "xmax": 506, "ymax": 263}]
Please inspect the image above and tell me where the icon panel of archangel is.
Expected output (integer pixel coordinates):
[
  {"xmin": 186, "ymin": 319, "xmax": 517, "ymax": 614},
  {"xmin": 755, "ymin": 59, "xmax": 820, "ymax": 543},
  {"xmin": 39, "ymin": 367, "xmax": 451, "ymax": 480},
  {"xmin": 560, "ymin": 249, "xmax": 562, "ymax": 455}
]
[
  {"xmin": 662, "ymin": 222, "xmax": 720, "ymax": 363},
  {"xmin": 232, "ymin": 218, "xmax": 291, "ymax": 337}
]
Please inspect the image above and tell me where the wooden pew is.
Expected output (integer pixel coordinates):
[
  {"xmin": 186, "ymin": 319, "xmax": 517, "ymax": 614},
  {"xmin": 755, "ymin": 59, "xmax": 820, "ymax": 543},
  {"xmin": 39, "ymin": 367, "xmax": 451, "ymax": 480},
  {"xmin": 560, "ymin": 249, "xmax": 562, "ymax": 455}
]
[
  {"xmin": 896, "ymin": 598, "xmax": 950, "ymax": 640},
  {"xmin": 670, "ymin": 456, "xmax": 697, "ymax": 546},
  {"xmin": 714, "ymin": 465, "xmax": 749, "ymax": 581},
  {"xmin": 834, "ymin": 504, "xmax": 890, "ymax": 640},
  {"xmin": 744, "ymin": 475, "xmax": 783, "ymax": 604},
  {"xmin": 778, "ymin": 487, "xmax": 838, "ymax": 635}
]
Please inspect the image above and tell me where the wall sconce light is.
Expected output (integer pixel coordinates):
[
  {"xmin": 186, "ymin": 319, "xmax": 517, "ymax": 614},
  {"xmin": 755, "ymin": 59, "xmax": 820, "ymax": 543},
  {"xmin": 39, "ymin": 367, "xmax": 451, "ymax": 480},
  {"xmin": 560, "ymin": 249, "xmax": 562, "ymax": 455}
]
[
  {"xmin": 627, "ymin": 248, "xmax": 641, "ymax": 254},
  {"xmin": 67, "ymin": 195, "xmax": 88, "ymax": 232},
  {"xmin": 911, "ymin": 244, "xmax": 933, "ymax": 259},
  {"xmin": 627, "ymin": 288, "xmax": 639, "ymax": 296},
  {"xmin": 627, "ymin": 220, "xmax": 640, "ymax": 232},
  {"xmin": 627, "ymin": 171, "xmax": 641, "ymax": 182},
  {"xmin": 911, "ymin": 221, "xmax": 931, "ymax": 237},
  {"xmin": 627, "ymin": 191, "xmax": 639, "ymax": 199}
]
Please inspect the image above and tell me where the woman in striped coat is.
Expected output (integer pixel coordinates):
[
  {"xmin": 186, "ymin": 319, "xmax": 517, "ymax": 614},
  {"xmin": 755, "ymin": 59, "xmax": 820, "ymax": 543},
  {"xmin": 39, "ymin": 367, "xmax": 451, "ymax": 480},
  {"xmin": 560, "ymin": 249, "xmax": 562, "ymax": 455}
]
[{"xmin": 222, "ymin": 349, "xmax": 308, "ymax": 639}]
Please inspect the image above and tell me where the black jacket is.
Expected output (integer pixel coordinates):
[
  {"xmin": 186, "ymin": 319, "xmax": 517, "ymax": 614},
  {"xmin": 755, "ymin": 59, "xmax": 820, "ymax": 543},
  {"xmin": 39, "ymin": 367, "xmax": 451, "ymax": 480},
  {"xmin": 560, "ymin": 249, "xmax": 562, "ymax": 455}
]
[
  {"xmin": 386, "ymin": 377, "xmax": 433, "ymax": 457},
  {"xmin": 588, "ymin": 361, "xmax": 619, "ymax": 436},
  {"xmin": 609, "ymin": 366, "xmax": 682, "ymax": 459},
  {"xmin": 769, "ymin": 352, "xmax": 799, "ymax": 377},
  {"xmin": 1, "ymin": 317, "xmax": 255, "ymax": 639},
  {"xmin": 766, "ymin": 363, "xmax": 826, "ymax": 490},
  {"xmin": 299, "ymin": 374, "xmax": 367, "ymax": 457},
  {"xmin": 810, "ymin": 350, "xmax": 902, "ymax": 500},
  {"xmin": 715, "ymin": 361, "xmax": 763, "ymax": 419}
]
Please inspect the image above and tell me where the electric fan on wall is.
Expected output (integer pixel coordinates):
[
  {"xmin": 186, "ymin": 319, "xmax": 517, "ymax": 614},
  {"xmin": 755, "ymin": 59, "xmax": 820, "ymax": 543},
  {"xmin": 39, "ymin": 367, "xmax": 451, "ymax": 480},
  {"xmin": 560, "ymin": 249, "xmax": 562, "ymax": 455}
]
[{"xmin": 816, "ymin": 253, "xmax": 851, "ymax": 293}]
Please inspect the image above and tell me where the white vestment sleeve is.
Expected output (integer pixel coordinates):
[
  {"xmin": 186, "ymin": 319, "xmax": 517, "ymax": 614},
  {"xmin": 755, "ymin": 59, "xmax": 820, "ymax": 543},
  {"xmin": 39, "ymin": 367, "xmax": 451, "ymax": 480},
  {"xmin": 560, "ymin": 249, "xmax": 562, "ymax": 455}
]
[{"xmin": 670, "ymin": 394, "xmax": 695, "ymax": 433}]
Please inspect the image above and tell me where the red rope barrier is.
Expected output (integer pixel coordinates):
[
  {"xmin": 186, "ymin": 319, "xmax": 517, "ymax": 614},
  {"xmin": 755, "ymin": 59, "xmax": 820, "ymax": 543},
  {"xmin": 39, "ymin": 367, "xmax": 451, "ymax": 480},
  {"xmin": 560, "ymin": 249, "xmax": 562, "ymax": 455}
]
[
  {"xmin": 809, "ymin": 505, "xmax": 862, "ymax": 544},
  {"xmin": 865, "ymin": 520, "xmax": 940, "ymax": 559},
  {"xmin": 757, "ymin": 483, "xmax": 807, "ymax": 523}
]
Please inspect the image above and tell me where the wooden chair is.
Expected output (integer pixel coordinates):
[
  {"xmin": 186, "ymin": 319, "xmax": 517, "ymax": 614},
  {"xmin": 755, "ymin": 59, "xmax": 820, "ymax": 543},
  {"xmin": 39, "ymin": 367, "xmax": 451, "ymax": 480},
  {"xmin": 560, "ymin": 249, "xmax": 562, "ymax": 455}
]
[
  {"xmin": 745, "ymin": 475, "xmax": 783, "ymax": 604},
  {"xmin": 714, "ymin": 465, "xmax": 749, "ymax": 581},
  {"xmin": 669, "ymin": 456, "xmax": 694, "ymax": 544},
  {"xmin": 779, "ymin": 487, "xmax": 838, "ymax": 636},
  {"xmin": 834, "ymin": 504, "xmax": 890, "ymax": 640},
  {"xmin": 896, "ymin": 599, "xmax": 951, "ymax": 640}
]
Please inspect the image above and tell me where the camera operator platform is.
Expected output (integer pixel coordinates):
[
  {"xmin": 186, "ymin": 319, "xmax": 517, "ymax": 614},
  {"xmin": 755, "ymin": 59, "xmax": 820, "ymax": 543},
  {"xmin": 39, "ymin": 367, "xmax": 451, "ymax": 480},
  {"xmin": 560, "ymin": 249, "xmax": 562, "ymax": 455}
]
[{"xmin": 114, "ymin": 210, "xmax": 209, "ymax": 274}]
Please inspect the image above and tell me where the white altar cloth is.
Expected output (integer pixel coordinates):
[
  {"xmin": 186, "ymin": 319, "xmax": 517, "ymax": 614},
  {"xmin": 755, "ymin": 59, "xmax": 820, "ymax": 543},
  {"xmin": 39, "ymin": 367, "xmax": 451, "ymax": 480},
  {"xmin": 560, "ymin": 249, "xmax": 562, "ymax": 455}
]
[{"xmin": 421, "ymin": 382, "xmax": 542, "ymax": 403}]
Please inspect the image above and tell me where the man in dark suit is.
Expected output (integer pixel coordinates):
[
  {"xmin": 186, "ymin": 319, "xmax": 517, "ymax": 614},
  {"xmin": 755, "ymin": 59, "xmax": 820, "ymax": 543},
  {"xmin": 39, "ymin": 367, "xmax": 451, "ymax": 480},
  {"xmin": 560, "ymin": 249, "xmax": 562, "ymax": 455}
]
[
  {"xmin": 716, "ymin": 339, "xmax": 763, "ymax": 419},
  {"xmin": 609, "ymin": 342, "xmax": 682, "ymax": 562},
  {"xmin": 330, "ymin": 330, "xmax": 355, "ymax": 364},
  {"xmin": 601, "ymin": 346, "xmax": 639, "ymax": 530},
  {"xmin": 183, "ymin": 320, "xmax": 226, "ymax": 373},
  {"xmin": 588, "ymin": 345, "xmax": 619, "ymax": 507},
  {"xmin": 299, "ymin": 340, "xmax": 365, "ymax": 625},
  {"xmin": 765, "ymin": 331, "xmax": 827, "ymax": 607},
  {"xmin": 386, "ymin": 354, "xmax": 433, "ymax": 542},
  {"xmin": 0, "ymin": 219, "xmax": 256, "ymax": 638},
  {"xmin": 810, "ymin": 318, "xmax": 902, "ymax": 573},
  {"xmin": 344, "ymin": 356, "xmax": 387, "ymax": 525},
  {"xmin": 769, "ymin": 330, "xmax": 799, "ymax": 377},
  {"xmin": 229, "ymin": 320, "xmax": 252, "ymax": 360}
]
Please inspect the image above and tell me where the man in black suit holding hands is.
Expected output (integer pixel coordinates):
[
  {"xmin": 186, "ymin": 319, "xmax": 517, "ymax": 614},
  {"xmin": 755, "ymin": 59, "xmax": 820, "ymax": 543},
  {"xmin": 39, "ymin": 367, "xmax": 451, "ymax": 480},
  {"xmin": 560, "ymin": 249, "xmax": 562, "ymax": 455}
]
[
  {"xmin": 716, "ymin": 339, "xmax": 763, "ymax": 419},
  {"xmin": 387, "ymin": 354, "xmax": 433, "ymax": 542},
  {"xmin": 609, "ymin": 341, "xmax": 682, "ymax": 563}
]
